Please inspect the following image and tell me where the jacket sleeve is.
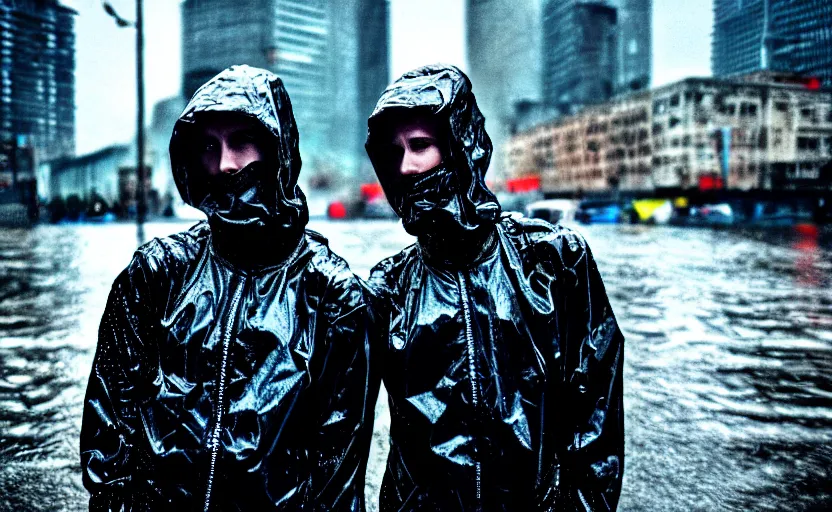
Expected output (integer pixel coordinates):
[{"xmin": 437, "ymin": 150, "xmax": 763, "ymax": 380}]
[
  {"xmin": 80, "ymin": 255, "xmax": 158, "ymax": 511},
  {"xmin": 309, "ymin": 270, "xmax": 376, "ymax": 511},
  {"xmin": 556, "ymin": 232, "xmax": 625, "ymax": 512}
]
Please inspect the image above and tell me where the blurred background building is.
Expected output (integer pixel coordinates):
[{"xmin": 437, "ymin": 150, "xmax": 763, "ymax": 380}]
[
  {"xmin": 357, "ymin": 0, "xmax": 389, "ymax": 180},
  {"xmin": 466, "ymin": 0, "xmax": 543, "ymax": 178},
  {"xmin": 613, "ymin": 0, "xmax": 651, "ymax": 95},
  {"xmin": 712, "ymin": 0, "xmax": 832, "ymax": 88},
  {"xmin": 0, "ymin": 0, "xmax": 76, "ymax": 167},
  {"xmin": 541, "ymin": 0, "xmax": 651, "ymax": 115},
  {"xmin": 507, "ymin": 71, "xmax": 832, "ymax": 195},
  {"xmin": 0, "ymin": 0, "xmax": 75, "ymax": 222}
]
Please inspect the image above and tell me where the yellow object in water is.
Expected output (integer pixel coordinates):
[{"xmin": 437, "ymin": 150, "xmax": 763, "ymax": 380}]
[{"xmin": 632, "ymin": 199, "xmax": 671, "ymax": 222}]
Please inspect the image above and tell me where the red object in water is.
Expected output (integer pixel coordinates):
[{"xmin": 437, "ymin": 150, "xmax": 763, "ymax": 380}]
[
  {"xmin": 506, "ymin": 176, "xmax": 541, "ymax": 193},
  {"xmin": 360, "ymin": 182, "xmax": 384, "ymax": 201},
  {"xmin": 328, "ymin": 201, "xmax": 347, "ymax": 219},
  {"xmin": 794, "ymin": 223, "xmax": 819, "ymax": 238},
  {"xmin": 805, "ymin": 77, "xmax": 821, "ymax": 90},
  {"xmin": 698, "ymin": 175, "xmax": 724, "ymax": 191}
]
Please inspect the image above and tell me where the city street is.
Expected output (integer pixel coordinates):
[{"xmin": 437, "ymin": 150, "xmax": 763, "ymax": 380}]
[{"xmin": 0, "ymin": 219, "xmax": 830, "ymax": 511}]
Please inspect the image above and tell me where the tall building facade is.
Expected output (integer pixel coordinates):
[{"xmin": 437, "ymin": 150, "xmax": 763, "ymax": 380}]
[
  {"xmin": 713, "ymin": 0, "xmax": 832, "ymax": 87},
  {"xmin": 467, "ymin": 0, "xmax": 542, "ymax": 178},
  {"xmin": 357, "ymin": 0, "xmax": 389, "ymax": 179},
  {"xmin": 541, "ymin": 0, "xmax": 652, "ymax": 114},
  {"xmin": 181, "ymin": 0, "xmax": 389, "ymax": 178},
  {"xmin": 0, "ymin": 0, "xmax": 76, "ymax": 167},
  {"xmin": 613, "ymin": 0, "xmax": 651, "ymax": 94}
]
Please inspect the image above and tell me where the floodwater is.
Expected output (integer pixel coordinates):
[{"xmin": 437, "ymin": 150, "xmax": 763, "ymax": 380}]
[{"xmin": 0, "ymin": 220, "xmax": 830, "ymax": 511}]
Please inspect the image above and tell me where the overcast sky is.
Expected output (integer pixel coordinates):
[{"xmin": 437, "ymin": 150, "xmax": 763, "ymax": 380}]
[{"xmin": 66, "ymin": 0, "xmax": 713, "ymax": 155}]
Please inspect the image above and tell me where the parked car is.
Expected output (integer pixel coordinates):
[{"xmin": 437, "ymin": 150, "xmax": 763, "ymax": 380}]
[
  {"xmin": 525, "ymin": 199, "xmax": 577, "ymax": 224},
  {"xmin": 496, "ymin": 190, "xmax": 543, "ymax": 218},
  {"xmin": 575, "ymin": 200, "xmax": 622, "ymax": 224},
  {"xmin": 687, "ymin": 203, "xmax": 734, "ymax": 226}
]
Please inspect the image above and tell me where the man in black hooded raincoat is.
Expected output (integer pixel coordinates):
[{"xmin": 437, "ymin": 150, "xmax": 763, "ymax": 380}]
[
  {"xmin": 365, "ymin": 65, "xmax": 625, "ymax": 511},
  {"xmin": 80, "ymin": 65, "xmax": 373, "ymax": 511}
]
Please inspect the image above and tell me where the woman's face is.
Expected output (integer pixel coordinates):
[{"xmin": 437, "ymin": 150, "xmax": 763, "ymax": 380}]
[
  {"xmin": 390, "ymin": 115, "xmax": 442, "ymax": 175},
  {"xmin": 197, "ymin": 114, "xmax": 266, "ymax": 176}
]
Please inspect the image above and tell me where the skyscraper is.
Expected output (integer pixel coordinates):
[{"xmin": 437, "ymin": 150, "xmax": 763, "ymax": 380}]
[
  {"xmin": 542, "ymin": 1, "xmax": 617, "ymax": 112},
  {"xmin": 467, "ymin": 0, "xmax": 542, "ymax": 177},
  {"xmin": 541, "ymin": 0, "xmax": 652, "ymax": 114},
  {"xmin": 180, "ymin": 0, "xmax": 389, "ymax": 177},
  {"xmin": 712, "ymin": 0, "xmax": 832, "ymax": 87},
  {"xmin": 0, "ymin": 0, "xmax": 76, "ymax": 163},
  {"xmin": 613, "ymin": 0, "xmax": 651, "ymax": 94},
  {"xmin": 357, "ymin": 0, "xmax": 389, "ymax": 178}
]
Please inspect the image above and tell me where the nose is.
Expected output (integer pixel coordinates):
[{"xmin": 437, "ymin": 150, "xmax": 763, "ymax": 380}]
[
  {"xmin": 400, "ymin": 149, "xmax": 419, "ymax": 175},
  {"xmin": 219, "ymin": 144, "xmax": 239, "ymax": 174}
]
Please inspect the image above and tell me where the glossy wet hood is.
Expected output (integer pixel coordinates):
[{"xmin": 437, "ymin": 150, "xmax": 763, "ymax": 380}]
[
  {"xmin": 365, "ymin": 64, "xmax": 501, "ymax": 238},
  {"xmin": 170, "ymin": 65, "xmax": 309, "ymax": 266}
]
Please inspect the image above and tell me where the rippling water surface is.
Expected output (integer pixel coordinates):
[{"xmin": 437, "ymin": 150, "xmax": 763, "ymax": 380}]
[{"xmin": 0, "ymin": 221, "xmax": 829, "ymax": 511}]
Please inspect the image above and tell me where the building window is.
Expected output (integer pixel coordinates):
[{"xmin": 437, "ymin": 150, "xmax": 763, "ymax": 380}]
[
  {"xmin": 797, "ymin": 137, "xmax": 819, "ymax": 151},
  {"xmin": 775, "ymin": 102, "xmax": 789, "ymax": 112}
]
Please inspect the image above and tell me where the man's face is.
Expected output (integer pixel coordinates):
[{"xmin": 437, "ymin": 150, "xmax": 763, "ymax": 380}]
[
  {"xmin": 390, "ymin": 115, "xmax": 442, "ymax": 176},
  {"xmin": 197, "ymin": 114, "xmax": 266, "ymax": 176}
]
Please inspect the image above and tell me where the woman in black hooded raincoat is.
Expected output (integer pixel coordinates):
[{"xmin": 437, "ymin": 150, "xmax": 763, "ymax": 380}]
[
  {"xmin": 365, "ymin": 65, "xmax": 625, "ymax": 511},
  {"xmin": 80, "ymin": 65, "xmax": 373, "ymax": 511}
]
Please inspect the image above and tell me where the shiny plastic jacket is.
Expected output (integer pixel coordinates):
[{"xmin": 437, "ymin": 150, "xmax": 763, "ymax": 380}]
[
  {"xmin": 366, "ymin": 65, "xmax": 625, "ymax": 511},
  {"xmin": 80, "ymin": 66, "xmax": 373, "ymax": 511}
]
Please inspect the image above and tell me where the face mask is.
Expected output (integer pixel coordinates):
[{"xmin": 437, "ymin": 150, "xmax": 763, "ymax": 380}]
[
  {"xmin": 200, "ymin": 161, "xmax": 277, "ymax": 227},
  {"xmin": 388, "ymin": 164, "xmax": 467, "ymax": 238},
  {"xmin": 199, "ymin": 161, "xmax": 303, "ymax": 267}
]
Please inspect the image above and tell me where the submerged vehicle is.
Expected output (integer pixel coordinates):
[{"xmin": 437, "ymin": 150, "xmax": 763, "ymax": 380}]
[
  {"xmin": 525, "ymin": 199, "xmax": 577, "ymax": 224},
  {"xmin": 575, "ymin": 199, "xmax": 622, "ymax": 224},
  {"xmin": 629, "ymin": 198, "xmax": 673, "ymax": 224}
]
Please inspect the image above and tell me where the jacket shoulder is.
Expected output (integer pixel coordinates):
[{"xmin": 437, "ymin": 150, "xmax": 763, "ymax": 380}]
[
  {"xmin": 303, "ymin": 229, "xmax": 364, "ymax": 292},
  {"xmin": 130, "ymin": 221, "xmax": 209, "ymax": 280},
  {"xmin": 301, "ymin": 230, "xmax": 370, "ymax": 325},
  {"xmin": 501, "ymin": 217, "xmax": 590, "ymax": 270},
  {"xmin": 368, "ymin": 243, "xmax": 419, "ymax": 294}
]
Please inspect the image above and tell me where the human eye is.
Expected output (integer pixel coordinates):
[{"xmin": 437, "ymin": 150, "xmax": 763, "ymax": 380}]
[
  {"xmin": 200, "ymin": 137, "xmax": 218, "ymax": 154},
  {"xmin": 409, "ymin": 137, "xmax": 435, "ymax": 151},
  {"xmin": 230, "ymin": 130, "xmax": 258, "ymax": 148}
]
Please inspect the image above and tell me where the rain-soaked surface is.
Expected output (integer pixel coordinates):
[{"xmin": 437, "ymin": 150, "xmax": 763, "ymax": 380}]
[{"xmin": 0, "ymin": 220, "xmax": 830, "ymax": 511}]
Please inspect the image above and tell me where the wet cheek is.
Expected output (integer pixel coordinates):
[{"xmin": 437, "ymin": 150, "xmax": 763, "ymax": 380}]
[
  {"xmin": 426, "ymin": 148, "xmax": 442, "ymax": 169},
  {"xmin": 244, "ymin": 147, "xmax": 264, "ymax": 167}
]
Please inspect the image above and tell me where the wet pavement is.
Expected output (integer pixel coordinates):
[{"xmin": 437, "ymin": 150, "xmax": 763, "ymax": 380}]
[{"xmin": 0, "ymin": 220, "xmax": 830, "ymax": 511}]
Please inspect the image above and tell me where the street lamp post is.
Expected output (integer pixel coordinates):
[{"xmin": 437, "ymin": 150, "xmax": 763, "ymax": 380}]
[{"xmin": 103, "ymin": 1, "xmax": 146, "ymax": 246}]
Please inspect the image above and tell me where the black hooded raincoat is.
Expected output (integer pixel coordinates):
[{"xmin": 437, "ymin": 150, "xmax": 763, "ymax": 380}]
[
  {"xmin": 365, "ymin": 65, "xmax": 625, "ymax": 511},
  {"xmin": 80, "ymin": 66, "xmax": 373, "ymax": 511}
]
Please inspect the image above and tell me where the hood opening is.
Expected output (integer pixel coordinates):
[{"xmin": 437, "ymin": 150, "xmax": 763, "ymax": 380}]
[
  {"xmin": 169, "ymin": 65, "xmax": 308, "ymax": 268},
  {"xmin": 365, "ymin": 64, "xmax": 501, "ymax": 241}
]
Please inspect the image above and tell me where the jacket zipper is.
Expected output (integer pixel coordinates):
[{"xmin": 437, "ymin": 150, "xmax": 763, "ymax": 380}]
[
  {"xmin": 203, "ymin": 277, "xmax": 245, "ymax": 512},
  {"xmin": 577, "ymin": 488, "xmax": 591, "ymax": 511},
  {"xmin": 457, "ymin": 272, "xmax": 482, "ymax": 504}
]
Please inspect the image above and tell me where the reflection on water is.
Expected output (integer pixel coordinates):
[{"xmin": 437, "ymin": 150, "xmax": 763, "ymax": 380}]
[{"xmin": 0, "ymin": 221, "xmax": 829, "ymax": 511}]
